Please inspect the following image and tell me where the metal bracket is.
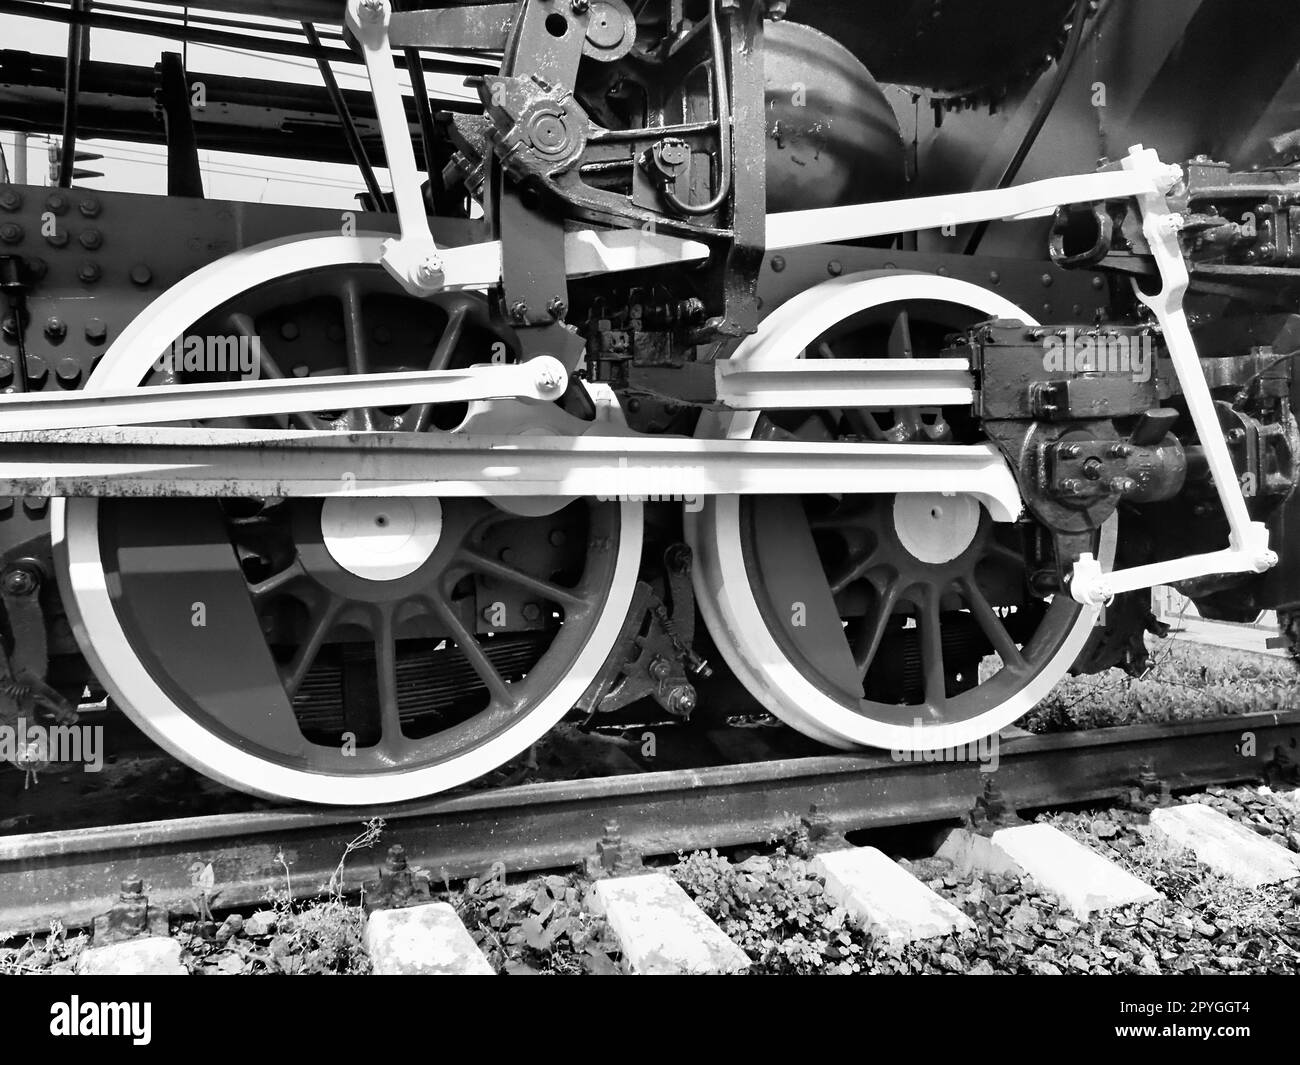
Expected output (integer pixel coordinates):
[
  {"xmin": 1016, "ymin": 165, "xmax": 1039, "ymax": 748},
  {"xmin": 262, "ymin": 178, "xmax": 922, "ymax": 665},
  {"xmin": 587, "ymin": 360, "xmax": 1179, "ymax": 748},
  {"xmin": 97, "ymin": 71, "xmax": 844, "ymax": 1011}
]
[
  {"xmin": 801, "ymin": 803, "xmax": 850, "ymax": 853},
  {"xmin": 92, "ymin": 877, "xmax": 170, "ymax": 945},
  {"xmin": 1121, "ymin": 761, "xmax": 1172, "ymax": 812},
  {"xmin": 362, "ymin": 844, "xmax": 433, "ymax": 913},
  {"xmin": 717, "ymin": 357, "xmax": 973, "ymax": 410},
  {"xmin": 1069, "ymin": 146, "xmax": 1277, "ymax": 605},
  {"xmin": 584, "ymin": 820, "xmax": 643, "ymax": 879},
  {"xmin": 967, "ymin": 776, "xmax": 1024, "ymax": 836},
  {"xmin": 346, "ymin": 0, "xmax": 444, "ymax": 296},
  {"xmin": 0, "ymin": 561, "xmax": 77, "ymax": 779}
]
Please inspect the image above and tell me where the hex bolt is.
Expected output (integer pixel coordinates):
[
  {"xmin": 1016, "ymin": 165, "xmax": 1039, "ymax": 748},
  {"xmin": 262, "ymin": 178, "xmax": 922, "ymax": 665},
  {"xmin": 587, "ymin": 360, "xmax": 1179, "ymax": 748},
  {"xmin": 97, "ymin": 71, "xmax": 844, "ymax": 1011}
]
[
  {"xmin": 1041, "ymin": 273, "xmax": 1054, "ymax": 287},
  {"xmin": 522, "ymin": 603, "xmax": 541, "ymax": 622},
  {"xmin": 129, "ymin": 264, "xmax": 153, "ymax": 286},
  {"xmin": 43, "ymin": 316, "xmax": 67, "ymax": 342},
  {"xmin": 771, "ymin": 255, "xmax": 786, "ymax": 272},
  {"xmin": 0, "ymin": 222, "xmax": 22, "ymax": 244},
  {"xmin": 78, "ymin": 197, "xmax": 101, "ymax": 218},
  {"xmin": 20, "ymin": 497, "xmax": 46, "ymax": 518},
  {"xmin": 56, "ymin": 357, "xmax": 82, "ymax": 386},
  {"xmin": 44, "ymin": 193, "xmax": 68, "ymax": 215},
  {"xmin": 1092, "ymin": 276, "xmax": 1105, "ymax": 289},
  {"xmin": 1106, "ymin": 443, "xmax": 1132, "ymax": 458},
  {"xmin": 548, "ymin": 296, "xmax": 568, "ymax": 319},
  {"xmin": 509, "ymin": 300, "xmax": 529, "ymax": 322},
  {"xmin": 25, "ymin": 356, "xmax": 47, "ymax": 388},
  {"xmin": 78, "ymin": 261, "xmax": 102, "ymax": 284},
  {"xmin": 44, "ymin": 228, "xmax": 68, "ymax": 248},
  {"xmin": 1058, "ymin": 443, "xmax": 1081, "ymax": 459},
  {"xmin": 79, "ymin": 228, "xmax": 103, "ymax": 250},
  {"xmin": 1059, "ymin": 478, "xmax": 1085, "ymax": 495},
  {"xmin": 1082, "ymin": 457, "xmax": 1104, "ymax": 480},
  {"xmin": 535, "ymin": 366, "xmax": 564, "ymax": 393},
  {"xmin": 0, "ymin": 190, "xmax": 20, "ymax": 211},
  {"xmin": 827, "ymin": 259, "xmax": 843, "ymax": 276},
  {"xmin": 667, "ymin": 684, "xmax": 696, "ymax": 717},
  {"xmin": 1109, "ymin": 476, "xmax": 1136, "ymax": 494},
  {"xmin": 416, "ymin": 256, "xmax": 443, "ymax": 286},
  {"xmin": 572, "ymin": 0, "xmax": 589, "ymax": 12},
  {"xmin": 1, "ymin": 564, "xmax": 39, "ymax": 596}
]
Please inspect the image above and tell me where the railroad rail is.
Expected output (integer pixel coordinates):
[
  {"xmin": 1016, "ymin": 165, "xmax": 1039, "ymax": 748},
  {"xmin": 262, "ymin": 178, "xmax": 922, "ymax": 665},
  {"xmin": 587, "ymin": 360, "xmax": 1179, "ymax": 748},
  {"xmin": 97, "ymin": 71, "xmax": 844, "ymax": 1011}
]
[{"xmin": 1, "ymin": 710, "xmax": 1296, "ymax": 937}]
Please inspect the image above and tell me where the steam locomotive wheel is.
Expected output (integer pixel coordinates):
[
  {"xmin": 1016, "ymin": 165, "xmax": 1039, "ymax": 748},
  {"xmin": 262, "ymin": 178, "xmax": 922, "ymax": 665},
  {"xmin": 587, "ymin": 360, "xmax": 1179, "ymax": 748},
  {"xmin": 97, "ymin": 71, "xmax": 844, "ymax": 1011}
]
[
  {"xmin": 688, "ymin": 272, "xmax": 1114, "ymax": 751},
  {"xmin": 52, "ymin": 237, "xmax": 642, "ymax": 804}
]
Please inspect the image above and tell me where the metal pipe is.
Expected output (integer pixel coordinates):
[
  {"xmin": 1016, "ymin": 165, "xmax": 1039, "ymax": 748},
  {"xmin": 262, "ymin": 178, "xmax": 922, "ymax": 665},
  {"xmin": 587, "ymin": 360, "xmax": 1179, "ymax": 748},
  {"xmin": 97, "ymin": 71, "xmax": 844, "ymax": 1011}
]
[
  {"xmin": 301, "ymin": 21, "xmax": 386, "ymax": 210},
  {"xmin": 404, "ymin": 48, "xmax": 444, "ymax": 203},
  {"xmin": 56, "ymin": 0, "xmax": 88, "ymax": 189},
  {"xmin": 963, "ymin": 0, "xmax": 1092, "ymax": 254},
  {"xmin": 660, "ymin": 0, "xmax": 732, "ymax": 218},
  {"xmin": 0, "ymin": 0, "xmax": 494, "ymax": 77}
]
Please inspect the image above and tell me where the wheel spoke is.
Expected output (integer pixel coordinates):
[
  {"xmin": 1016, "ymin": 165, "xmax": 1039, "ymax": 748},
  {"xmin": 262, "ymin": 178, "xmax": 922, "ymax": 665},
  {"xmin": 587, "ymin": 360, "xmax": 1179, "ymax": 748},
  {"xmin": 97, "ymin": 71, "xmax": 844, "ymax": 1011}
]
[
  {"xmin": 339, "ymin": 277, "xmax": 370, "ymax": 376},
  {"xmin": 960, "ymin": 576, "xmax": 1028, "ymax": 671},
  {"xmin": 830, "ymin": 546, "xmax": 882, "ymax": 597},
  {"xmin": 283, "ymin": 595, "xmax": 343, "ymax": 697},
  {"xmin": 843, "ymin": 409, "xmax": 888, "ymax": 441},
  {"xmin": 917, "ymin": 584, "xmax": 947, "ymax": 706},
  {"xmin": 411, "ymin": 302, "xmax": 469, "ymax": 432},
  {"xmin": 888, "ymin": 309, "xmax": 914, "ymax": 359},
  {"xmin": 852, "ymin": 576, "xmax": 899, "ymax": 679},
  {"xmin": 248, "ymin": 558, "xmax": 306, "ymax": 603},
  {"xmin": 374, "ymin": 608, "xmax": 405, "ymax": 749},
  {"xmin": 456, "ymin": 548, "xmax": 585, "ymax": 610},
  {"xmin": 424, "ymin": 595, "xmax": 517, "ymax": 708},
  {"xmin": 224, "ymin": 312, "xmax": 323, "ymax": 431}
]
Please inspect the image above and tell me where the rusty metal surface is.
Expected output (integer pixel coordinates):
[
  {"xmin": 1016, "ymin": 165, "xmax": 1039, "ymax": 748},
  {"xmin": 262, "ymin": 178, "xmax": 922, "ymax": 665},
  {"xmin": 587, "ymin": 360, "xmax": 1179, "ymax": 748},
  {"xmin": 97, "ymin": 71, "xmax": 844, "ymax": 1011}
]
[{"xmin": 0, "ymin": 710, "xmax": 1296, "ymax": 935}]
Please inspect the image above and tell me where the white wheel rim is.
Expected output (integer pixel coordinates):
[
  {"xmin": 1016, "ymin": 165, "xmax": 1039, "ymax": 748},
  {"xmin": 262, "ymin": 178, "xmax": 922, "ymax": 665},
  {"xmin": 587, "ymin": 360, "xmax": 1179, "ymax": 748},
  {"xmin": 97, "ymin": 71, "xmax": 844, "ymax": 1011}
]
[
  {"xmin": 52, "ymin": 235, "xmax": 643, "ymax": 804},
  {"xmin": 687, "ymin": 270, "xmax": 1113, "ymax": 751}
]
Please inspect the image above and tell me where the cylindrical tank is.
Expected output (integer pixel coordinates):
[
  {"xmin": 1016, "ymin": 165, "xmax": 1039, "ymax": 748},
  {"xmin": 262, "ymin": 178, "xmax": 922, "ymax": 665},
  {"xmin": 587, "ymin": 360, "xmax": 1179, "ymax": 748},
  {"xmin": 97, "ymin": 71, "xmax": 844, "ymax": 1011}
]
[
  {"xmin": 796, "ymin": 0, "xmax": 1078, "ymax": 100},
  {"xmin": 763, "ymin": 20, "xmax": 906, "ymax": 212}
]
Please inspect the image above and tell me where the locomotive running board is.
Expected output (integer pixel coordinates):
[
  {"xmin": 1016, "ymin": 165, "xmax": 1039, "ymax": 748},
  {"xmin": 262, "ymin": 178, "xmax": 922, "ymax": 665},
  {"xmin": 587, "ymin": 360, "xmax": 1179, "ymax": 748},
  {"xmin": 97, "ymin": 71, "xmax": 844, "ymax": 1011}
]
[{"xmin": 0, "ymin": 427, "xmax": 1026, "ymax": 522}]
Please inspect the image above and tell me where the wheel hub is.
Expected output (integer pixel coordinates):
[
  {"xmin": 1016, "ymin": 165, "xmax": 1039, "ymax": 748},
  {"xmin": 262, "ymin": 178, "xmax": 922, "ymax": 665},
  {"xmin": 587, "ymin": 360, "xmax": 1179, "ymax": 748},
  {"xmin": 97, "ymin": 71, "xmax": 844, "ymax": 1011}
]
[
  {"xmin": 892, "ymin": 492, "xmax": 980, "ymax": 565},
  {"xmin": 321, "ymin": 496, "xmax": 443, "ymax": 581}
]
